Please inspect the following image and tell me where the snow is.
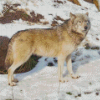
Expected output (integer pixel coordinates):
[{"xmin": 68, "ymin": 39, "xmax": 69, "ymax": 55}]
[
  {"xmin": 0, "ymin": 0, "xmax": 100, "ymax": 99},
  {"xmin": 1, "ymin": 59, "xmax": 100, "ymax": 99},
  {"xmin": 0, "ymin": 23, "xmax": 50, "ymax": 38}
]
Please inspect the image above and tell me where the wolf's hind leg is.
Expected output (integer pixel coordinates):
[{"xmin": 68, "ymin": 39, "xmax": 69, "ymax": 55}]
[
  {"xmin": 66, "ymin": 55, "xmax": 80, "ymax": 79},
  {"xmin": 8, "ymin": 53, "xmax": 32, "ymax": 86},
  {"xmin": 8, "ymin": 46, "xmax": 32, "ymax": 86},
  {"xmin": 8, "ymin": 61, "xmax": 23, "ymax": 86}
]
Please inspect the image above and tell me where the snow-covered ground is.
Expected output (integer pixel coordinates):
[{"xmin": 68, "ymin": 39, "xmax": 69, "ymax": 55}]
[
  {"xmin": 1, "ymin": 59, "xmax": 100, "ymax": 100},
  {"xmin": 0, "ymin": 0, "xmax": 100, "ymax": 99}
]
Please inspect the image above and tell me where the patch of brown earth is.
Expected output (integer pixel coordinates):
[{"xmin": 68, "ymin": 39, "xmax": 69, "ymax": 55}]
[
  {"xmin": 51, "ymin": 16, "xmax": 65, "ymax": 26},
  {"xmin": 0, "ymin": 4, "xmax": 45, "ymax": 24},
  {"xmin": 42, "ymin": 21, "xmax": 49, "ymax": 25},
  {"xmin": 55, "ymin": 16, "xmax": 65, "ymax": 21},
  {"xmin": 84, "ymin": 0, "xmax": 93, "ymax": 3},
  {"xmin": 51, "ymin": 20, "xmax": 58, "ymax": 26},
  {"xmin": 0, "ymin": 36, "xmax": 9, "ymax": 74},
  {"xmin": 54, "ymin": 0, "xmax": 63, "ymax": 4},
  {"xmin": 53, "ymin": 0, "xmax": 64, "ymax": 8}
]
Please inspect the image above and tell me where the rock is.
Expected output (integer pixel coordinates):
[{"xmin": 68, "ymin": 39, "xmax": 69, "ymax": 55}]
[{"xmin": 0, "ymin": 36, "xmax": 9, "ymax": 73}]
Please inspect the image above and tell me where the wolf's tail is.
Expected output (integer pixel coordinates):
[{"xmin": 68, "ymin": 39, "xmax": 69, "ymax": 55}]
[{"xmin": 5, "ymin": 43, "xmax": 13, "ymax": 70}]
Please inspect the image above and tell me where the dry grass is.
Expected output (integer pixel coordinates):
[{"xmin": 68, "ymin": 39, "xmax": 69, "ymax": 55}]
[
  {"xmin": 69, "ymin": 0, "xmax": 99, "ymax": 11},
  {"xmin": 15, "ymin": 55, "xmax": 41, "ymax": 73},
  {"xmin": 68, "ymin": 0, "xmax": 81, "ymax": 6},
  {"xmin": 0, "ymin": 55, "xmax": 40, "ymax": 74},
  {"xmin": 93, "ymin": 0, "xmax": 99, "ymax": 11}
]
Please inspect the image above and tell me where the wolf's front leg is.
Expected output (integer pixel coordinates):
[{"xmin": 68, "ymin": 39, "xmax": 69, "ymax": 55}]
[
  {"xmin": 66, "ymin": 55, "xmax": 80, "ymax": 79},
  {"xmin": 58, "ymin": 56, "xmax": 68, "ymax": 82}
]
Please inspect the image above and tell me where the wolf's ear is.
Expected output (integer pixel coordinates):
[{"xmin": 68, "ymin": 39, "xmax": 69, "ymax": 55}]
[
  {"xmin": 86, "ymin": 12, "xmax": 88, "ymax": 16},
  {"xmin": 70, "ymin": 12, "xmax": 76, "ymax": 20}
]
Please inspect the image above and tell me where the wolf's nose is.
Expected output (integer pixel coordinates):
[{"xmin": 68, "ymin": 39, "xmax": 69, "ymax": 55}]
[{"xmin": 84, "ymin": 26, "xmax": 88, "ymax": 30}]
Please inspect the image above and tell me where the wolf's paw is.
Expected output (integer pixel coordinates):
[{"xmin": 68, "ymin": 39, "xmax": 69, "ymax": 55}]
[
  {"xmin": 12, "ymin": 78, "xmax": 19, "ymax": 83},
  {"xmin": 71, "ymin": 74, "xmax": 80, "ymax": 79},
  {"xmin": 8, "ymin": 82, "xmax": 16, "ymax": 86},
  {"xmin": 59, "ymin": 78, "xmax": 68, "ymax": 83}
]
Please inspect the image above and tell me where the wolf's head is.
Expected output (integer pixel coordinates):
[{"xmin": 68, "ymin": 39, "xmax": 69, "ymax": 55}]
[{"xmin": 70, "ymin": 12, "xmax": 91, "ymax": 35}]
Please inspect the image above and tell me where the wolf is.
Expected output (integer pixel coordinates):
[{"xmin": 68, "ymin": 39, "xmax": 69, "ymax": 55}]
[{"xmin": 5, "ymin": 12, "xmax": 91, "ymax": 86}]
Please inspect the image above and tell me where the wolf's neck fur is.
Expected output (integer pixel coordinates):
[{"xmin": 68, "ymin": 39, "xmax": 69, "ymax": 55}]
[
  {"xmin": 60, "ymin": 19, "xmax": 85, "ymax": 45},
  {"xmin": 69, "ymin": 30, "xmax": 85, "ymax": 45}
]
